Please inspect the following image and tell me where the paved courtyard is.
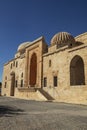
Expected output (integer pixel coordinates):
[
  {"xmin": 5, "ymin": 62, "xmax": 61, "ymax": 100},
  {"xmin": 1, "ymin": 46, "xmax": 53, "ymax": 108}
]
[{"xmin": 0, "ymin": 97, "xmax": 87, "ymax": 130}]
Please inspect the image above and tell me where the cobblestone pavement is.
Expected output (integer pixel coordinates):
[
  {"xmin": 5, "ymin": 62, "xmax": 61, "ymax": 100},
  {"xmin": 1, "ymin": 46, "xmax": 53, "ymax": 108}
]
[{"xmin": 0, "ymin": 97, "xmax": 87, "ymax": 130}]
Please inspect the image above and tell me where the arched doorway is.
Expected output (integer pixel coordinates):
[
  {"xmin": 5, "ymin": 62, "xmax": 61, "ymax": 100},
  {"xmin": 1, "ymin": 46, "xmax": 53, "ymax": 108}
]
[
  {"xmin": 70, "ymin": 55, "xmax": 85, "ymax": 85},
  {"xmin": 30, "ymin": 53, "xmax": 37, "ymax": 87},
  {"xmin": 10, "ymin": 72, "xmax": 15, "ymax": 96}
]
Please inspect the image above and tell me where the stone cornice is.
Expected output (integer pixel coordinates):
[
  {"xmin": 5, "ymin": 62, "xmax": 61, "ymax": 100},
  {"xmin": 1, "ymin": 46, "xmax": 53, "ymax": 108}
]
[{"xmin": 68, "ymin": 45, "xmax": 87, "ymax": 53}]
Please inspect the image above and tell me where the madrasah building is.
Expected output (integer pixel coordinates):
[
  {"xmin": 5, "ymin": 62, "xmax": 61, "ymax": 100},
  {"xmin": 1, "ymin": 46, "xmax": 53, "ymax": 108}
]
[{"xmin": 2, "ymin": 32, "xmax": 87, "ymax": 104}]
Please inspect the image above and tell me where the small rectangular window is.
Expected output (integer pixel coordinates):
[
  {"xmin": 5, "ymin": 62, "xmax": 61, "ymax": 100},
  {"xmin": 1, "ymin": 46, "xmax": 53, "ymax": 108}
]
[
  {"xmin": 4, "ymin": 82, "xmax": 7, "ymax": 88},
  {"xmin": 49, "ymin": 60, "xmax": 51, "ymax": 67},
  {"xmin": 10, "ymin": 63, "xmax": 12, "ymax": 69},
  {"xmin": 21, "ymin": 73, "xmax": 23, "ymax": 78},
  {"xmin": 13, "ymin": 61, "xmax": 15, "ymax": 66},
  {"xmin": 21, "ymin": 79, "xmax": 23, "ymax": 87},
  {"xmin": 54, "ymin": 76, "xmax": 57, "ymax": 87},
  {"xmin": 16, "ymin": 61, "xmax": 18, "ymax": 67},
  {"xmin": 44, "ymin": 77, "xmax": 47, "ymax": 87}
]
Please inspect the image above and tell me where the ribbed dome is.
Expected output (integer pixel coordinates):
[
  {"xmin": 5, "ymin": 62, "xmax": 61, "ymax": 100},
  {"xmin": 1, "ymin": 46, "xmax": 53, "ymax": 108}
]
[
  {"xmin": 51, "ymin": 32, "xmax": 75, "ymax": 46},
  {"xmin": 17, "ymin": 42, "xmax": 31, "ymax": 51}
]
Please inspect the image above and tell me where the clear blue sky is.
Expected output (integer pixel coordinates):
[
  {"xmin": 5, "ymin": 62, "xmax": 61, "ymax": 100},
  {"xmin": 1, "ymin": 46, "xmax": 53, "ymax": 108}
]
[{"xmin": 0, "ymin": 0, "xmax": 87, "ymax": 82}]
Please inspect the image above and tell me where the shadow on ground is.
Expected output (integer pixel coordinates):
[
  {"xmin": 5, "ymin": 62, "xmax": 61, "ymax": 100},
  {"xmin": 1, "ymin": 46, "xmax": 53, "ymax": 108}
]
[{"xmin": 0, "ymin": 105, "xmax": 24, "ymax": 117}]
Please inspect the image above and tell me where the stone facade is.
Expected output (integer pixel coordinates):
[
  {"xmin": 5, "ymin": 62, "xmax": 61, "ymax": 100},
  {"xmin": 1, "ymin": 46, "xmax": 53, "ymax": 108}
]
[{"xmin": 2, "ymin": 32, "xmax": 87, "ymax": 104}]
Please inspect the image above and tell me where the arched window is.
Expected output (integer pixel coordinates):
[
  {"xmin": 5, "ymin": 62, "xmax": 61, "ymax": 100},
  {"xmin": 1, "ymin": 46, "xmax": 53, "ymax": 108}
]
[{"xmin": 70, "ymin": 55, "xmax": 85, "ymax": 85}]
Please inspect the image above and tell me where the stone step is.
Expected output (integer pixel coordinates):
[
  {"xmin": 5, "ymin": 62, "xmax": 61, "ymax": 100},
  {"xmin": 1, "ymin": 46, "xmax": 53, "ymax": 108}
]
[{"xmin": 37, "ymin": 88, "xmax": 54, "ymax": 100}]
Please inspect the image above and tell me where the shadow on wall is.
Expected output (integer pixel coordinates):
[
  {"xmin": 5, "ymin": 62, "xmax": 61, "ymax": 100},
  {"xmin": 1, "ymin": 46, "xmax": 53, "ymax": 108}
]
[{"xmin": 0, "ymin": 105, "xmax": 24, "ymax": 117}]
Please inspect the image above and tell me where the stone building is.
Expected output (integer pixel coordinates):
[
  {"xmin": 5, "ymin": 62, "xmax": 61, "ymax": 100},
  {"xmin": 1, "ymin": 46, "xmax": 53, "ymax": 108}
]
[{"xmin": 2, "ymin": 32, "xmax": 87, "ymax": 104}]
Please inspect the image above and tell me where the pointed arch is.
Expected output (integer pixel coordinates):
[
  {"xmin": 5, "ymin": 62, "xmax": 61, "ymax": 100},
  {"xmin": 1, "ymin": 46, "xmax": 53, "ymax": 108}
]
[
  {"xmin": 30, "ymin": 53, "xmax": 37, "ymax": 86},
  {"xmin": 70, "ymin": 55, "xmax": 85, "ymax": 85}
]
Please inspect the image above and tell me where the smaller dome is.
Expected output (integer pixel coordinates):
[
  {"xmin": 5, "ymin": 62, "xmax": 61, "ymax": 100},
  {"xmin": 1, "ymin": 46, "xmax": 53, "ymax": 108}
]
[
  {"xmin": 51, "ymin": 32, "xmax": 75, "ymax": 46},
  {"xmin": 17, "ymin": 42, "xmax": 31, "ymax": 51}
]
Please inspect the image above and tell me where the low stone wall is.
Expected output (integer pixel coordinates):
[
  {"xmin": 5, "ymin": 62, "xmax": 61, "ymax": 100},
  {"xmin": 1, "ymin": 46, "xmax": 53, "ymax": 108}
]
[
  {"xmin": 44, "ymin": 85, "xmax": 87, "ymax": 105},
  {"xmin": 14, "ymin": 88, "xmax": 47, "ymax": 101}
]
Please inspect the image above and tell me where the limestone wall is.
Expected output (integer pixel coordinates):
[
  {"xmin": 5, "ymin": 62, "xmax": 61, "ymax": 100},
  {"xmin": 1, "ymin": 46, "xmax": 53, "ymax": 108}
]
[
  {"xmin": 43, "ymin": 33, "xmax": 87, "ymax": 104},
  {"xmin": 2, "ymin": 56, "xmax": 25, "ymax": 96}
]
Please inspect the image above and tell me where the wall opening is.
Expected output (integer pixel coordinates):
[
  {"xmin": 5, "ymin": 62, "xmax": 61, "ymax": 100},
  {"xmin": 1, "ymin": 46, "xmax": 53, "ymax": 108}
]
[{"xmin": 70, "ymin": 55, "xmax": 85, "ymax": 85}]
